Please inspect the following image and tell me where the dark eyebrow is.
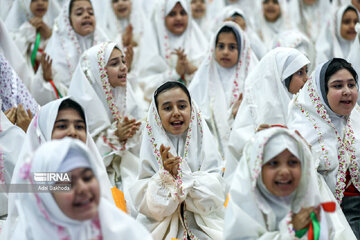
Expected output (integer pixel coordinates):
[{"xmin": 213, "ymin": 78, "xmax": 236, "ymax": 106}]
[
  {"xmin": 177, "ymin": 100, "xmax": 188, "ymax": 104},
  {"xmin": 329, "ymin": 79, "xmax": 355, "ymax": 84},
  {"xmin": 54, "ymin": 119, "xmax": 85, "ymax": 123}
]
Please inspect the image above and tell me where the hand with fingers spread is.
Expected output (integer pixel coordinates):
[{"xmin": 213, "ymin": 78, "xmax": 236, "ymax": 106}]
[
  {"xmin": 292, "ymin": 206, "xmax": 319, "ymax": 231},
  {"xmin": 160, "ymin": 144, "xmax": 180, "ymax": 177},
  {"xmin": 125, "ymin": 46, "xmax": 133, "ymax": 72},
  {"xmin": 4, "ymin": 107, "xmax": 17, "ymax": 124},
  {"xmin": 41, "ymin": 53, "xmax": 53, "ymax": 82},
  {"xmin": 115, "ymin": 116, "xmax": 141, "ymax": 143},
  {"xmin": 172, "ymin": 48, "xmax": 187, "ymax": 77},
  {"xmin": 232, "ymin": 93, "xmax": 243, "ymax": 118},
  {"xmin": 16, "ymin": 104, "xmax": 33, "ymax": 132}
]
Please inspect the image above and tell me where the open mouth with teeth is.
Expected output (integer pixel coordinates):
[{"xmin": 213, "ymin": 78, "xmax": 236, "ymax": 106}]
[
  {"xmin": 81, "ymin": 21, "xmax": 93, "ymax": 27},
  {"xmin": 73, "ymin": 197, "xmax": 94, "ymax": 207},
  {"xmin": 117, "ymin": 7, "xmax": 128, "ymax": 13},
  {"xmin": 171, "ymin": 121, "xmax": 184, "ymax": 128},
  {"xmin": 340, "ymin": 100, "xmax": 352, "ymax": 105}
]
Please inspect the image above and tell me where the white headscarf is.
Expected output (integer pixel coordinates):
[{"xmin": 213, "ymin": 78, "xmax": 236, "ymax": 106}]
[
  {"xmin": 224, "ymin": 127, "xmax": 319, "ymax": 239},
  {"xmin": 1, "ymin": 97, "xmax": 114, "ymax": 239},
  {"xmin": 31, "ymin": 0, "xmax": 108, "ymax": 105},
  {"xmin": 289, "ymin": 0, "xmax": 332, "ymax": 43},
  {"xmin": 5, "ymin": 0, "xmax": 59, "ymax": 32},
  {"xmin": 272, "ymin": 29, "xmax": 316, "ymax": 72},
  {"xmin": 225, "ymin": 0, "xmax": 258, "ymax": 27},
  {"xmin": 10, "ymin": 138, "xmax": 153, "ymax": 240},
  {"xmin": 0, "ymin": 54, "xmax": 39, "ymax": 115},
  {"xmin": 288, "ymin": 59, "xmax": 360, "ymax": 204},
  {"xmin": 225, "ymin": 47, "xmax": 309, "ymax": 182},
  {"xmin": 69, "ymin": 42, "xmax": 144, "ymax": 137},
  {"xmin": 189, "ymin": 21, "xmax": 258, "ymax": 155},
  {"xmin": 130, "ymin": 84, "xmax": 225, "ymax": 239},
  {"xmin": 255, "ymin": 0, "xmax": 295, "ymax": 51},
  {"xmin": 136, "ymin": 0, "xmax": 208, "ymax": 99},
  {"xmin": 316, "ymin": 5, "xmax": 360, "ymax": 65},
  {"xmin": 212, "ymin": 6, "xmax": 267, "ymax": 59}
]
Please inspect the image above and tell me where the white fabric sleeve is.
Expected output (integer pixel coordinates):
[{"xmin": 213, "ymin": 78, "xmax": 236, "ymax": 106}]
[{"xmin": 11, "ymin": 22, "xmax": 36, "ymax": 57}]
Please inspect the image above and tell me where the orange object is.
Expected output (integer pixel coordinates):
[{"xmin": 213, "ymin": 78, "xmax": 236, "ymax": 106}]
[
  {"xmin": 224, "ymin": 193, "xmax": 230, "ymax": 208},
  {"xmin": 111, "ymin": 187, "xmax": 127, "ymax": 213}
]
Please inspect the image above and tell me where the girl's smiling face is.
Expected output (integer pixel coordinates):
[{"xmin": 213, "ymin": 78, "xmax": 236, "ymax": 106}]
[
  {"xmin": 327, "ymin": 69, "xmax": 358, "ymax": 116},
  {"xmin": 156, "ymin": 87, "xmax": 191, "ymax": 135},
  {"xmin": 165, "ymin": 2, "xmax": 189, "ymax": 35},
  {"xmin": 30, "ymin": 0, "xmax": 49, "ymax": 18},
  {"xmin": 52, "ymin": 168, "xmax": 100, "ymax": 221},
  {"xmin": 52, "ymin": 108, "xmax": 87, "ymax": 143},
  {"xmin": 112, "ymin": 0, "xmax": 132, "ymax": 19},
  {"xmin": 262, "ymin": 0, "xmax": 281, "ymax": 23},
  {"xmin": 105, "ymin": 48, "xmax": 128, "ymax": 88},
  {"xmin": 191, "ymin": 0, "xmax": 206, "ymax": 19},
  {"xmin": 340, "ymin": 9, "xmax": 359, "ymax": 41},
  {"xmin": 261, "ymin": 149, "xmax": 302, "ymax": 197},
  {"xmin": 288, "ymin": 65, "xmax": 308, "ymax": 94},
  {"xmin": 70, "ymin": 0, "xmax": 95, "ymax": 36},
  {"xmin": 215, "ymin": 31, "xmax": 239, "ymax": 68}
]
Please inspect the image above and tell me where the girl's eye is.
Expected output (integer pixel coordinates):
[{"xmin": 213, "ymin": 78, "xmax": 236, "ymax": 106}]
[
  {"xmin": 75, "ymin": 124, "xmax": 85, "ymax": 130},
  {"xmin": 55, "ymin": 124, "xmax": 67, "ymax": 129},
  {"xmin": 229, "ymin": 44, "xmax": 237, "ymax": 51},
  {"xmin": 334, "ymin": 84, "xmax": 343, "ymax": 89},
  {"xmin": 267, "ymin": 160, "xmax": 278, "ymax": 167},
  {"xmin": 288, "ymin": 159, "xmax": 300, "ymax": 166},
  {"xmin": 180, "ymin": 10, "xmax": 187, "ymax": 16},
  {"xmin": 88, "ymin": 10, "xmax": 94, "ymax": 15},
  {"xmin": 217, "ymin": 43, "xmax": 225, "ymax": 50},
  {"xmin": 83, "ymin": 174, "xmax": 94, "ymax": 182},
  {"xmin": 168, "ymin": 11, "xmax": 175, "ymax": 17},
  {"xmin": 163, "ymin": 106, "xmax": 171, "ymax": 111},
  {"xmin": 179, "ymin": 104, "xmax": 186, "ymax": 109}
]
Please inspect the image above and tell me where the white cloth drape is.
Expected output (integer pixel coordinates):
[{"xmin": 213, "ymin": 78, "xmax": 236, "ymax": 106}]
[
  {"xmin": 129, "ymin": 96, "xmax": 225, "ymax": 239},
  {"xmin": 10, "ymin": 138, "xmax": 153, "ymax": 240},
  {"xmin": 225, "ymin": 48, "xmax": 309, "ymax": 183}
]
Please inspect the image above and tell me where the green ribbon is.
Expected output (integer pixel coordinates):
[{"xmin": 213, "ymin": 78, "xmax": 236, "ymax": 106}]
[
  {"xmin": 295, "ymin": 212, "xmax": 320, "ymax": 240},
  {"xmin": 31, "ymin": 32, "xmax": 41, "ymax": 68}
]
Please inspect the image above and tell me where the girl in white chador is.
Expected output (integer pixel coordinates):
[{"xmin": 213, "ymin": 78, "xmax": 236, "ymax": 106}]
[
  {"xmin": 212, "ymin": 6, "xmax": 267, "ymax": 60},
  {"xmin": 224, "ymin": 0, "xmax": 257, "ymax": 27},
  {"xmin": 10, "ymin": 138, "xmax": 152, "ymax": 240},
  {"xmin": 224, "ymin": 127, "xmax": 356, "ymax": 240},
  {"xmin": 288, "ymin": 0, "xmax": 332, "ymax": 43},
  {"xmin": 254, "ymin": 0, "xmax": 295, "ymax": 52},
  {"xmin": 68, "ymin": 42, "xmax": 144, "ymax": 210},
  {"xmin": 225, "ymin": 48, "xmax": 309, "ymax": 182},
  {"xmin": 189, "ymin": 21, "xmax": 258, "ymax": 157},
  {"xmin": 316, "ymin": 5, "xmax": 359, "ymax": 65},
  {"xmin": 190, "ymin": 0, "xmax": 213, "ymax": 40},
  {"xmin": 288, "ymin": 58, "xmax": 360, "ymax": 238},
  {"xmin": 5, "ymin": 0, "xmax": 59, "ymax": 73},
  {"xmin": 137, "ymin": 0, "xmax": 208, "ymax": 101},
  {"xmin": 130, "ymin": 82, "xmax": 225, "ymax": 240},
  {"xmin": 1, "ymin": 97, "xmax": 114, "ymax": 239},
  {"xmin": 31, "ymin": 0, "xmax": 107, "ymax": 106}
]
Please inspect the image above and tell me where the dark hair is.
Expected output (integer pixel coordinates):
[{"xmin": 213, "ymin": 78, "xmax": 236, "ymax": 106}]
[
  {"xmin": 215, "ymin": 26, "xmax": 236, "ymax": 46},
  {"xmin": 154, "ymin": 81, "xmax": 191, "ymax": 110},
  {"xmin": 343, "ymin": 6, "xmax": 358, "ymax": 17},
  {"xmin": 69, "ymin": 0, "xmax": 92, "ymax": 17},
  {"xmin": 324, "ymin": 58, "xmax": 358, "ymax": 94},
  {"xmin": 58, "ymin": 99, "xmax": 86, "ymax": 125}
]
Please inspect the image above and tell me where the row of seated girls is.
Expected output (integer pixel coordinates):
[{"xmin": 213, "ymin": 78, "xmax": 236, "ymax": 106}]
[{"xmin": 1, "ymin": 0, "xmax": 360, "ymax": 239}]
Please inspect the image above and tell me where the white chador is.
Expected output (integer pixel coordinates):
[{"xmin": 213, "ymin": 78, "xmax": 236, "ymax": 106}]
[
  {"xmin": 348, "ymin": 23, "xmax": 360, "ymax": 105},
  {"xmin": 189, "ymin": 21, "xmax": 258, "ymax": 157},
  {"xmin": 5, "ymin": 0, "xmax": 60, "ymax": 74},
  {"xmin": 316, "ymin": 5, "xmax": 360, "ymax": 65},
  {"xmin": 224, "ymin": 127, "xmax": 356, "ymax": 239},
  {"xmin": 0, "ymin": 98, "xmax": 26, "ymax": 229},
  {"xmin": 31, "ymin": 0, "xmax": 107, "ymax": 106},
  {"xmin": 288, "ymin": 0, "xmax": 332, "ymax": 43},
  {"xmin": 1, "ymin": 97, "xmax": 114, "ymax": 240},
  {"xmin": 212, "ymin": 6, "xmax": 267, "ymax": 60},
  {"xmin": 288, "ymin": 61, "xmax": 360, "ymax": 204},
  {"xmin": 254, "ymin": 0, "xmax": 295, "ymax": 52},
  {"xmin": 68, "ymin": 42, "xmax": 145, "ymax": 214},
  {"xmin": 136, "ymin": 0, "xmax": 208, "ymax": 100},
  {"xmin": 0, "ymin": 19, "xmax": 34, "ymax": 88},
  {"xmin": 10, "ymin": 138, "xmax": 153, "ymax": 240},
  {"xmin": 130, "ymin": 98, "xmax": 225, "ymax": 240},
  {"xmin": 225, "ymin": 48, "xmax": 309, "ymax": 182}
]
